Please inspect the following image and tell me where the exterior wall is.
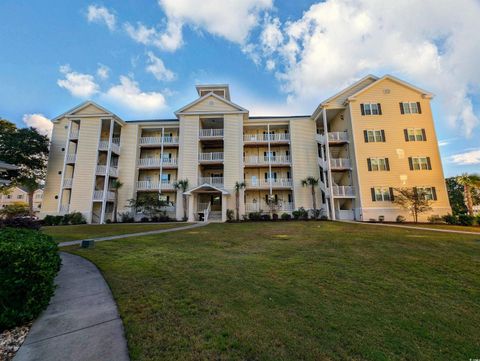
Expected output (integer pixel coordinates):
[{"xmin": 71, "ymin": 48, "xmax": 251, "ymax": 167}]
[
  {"xmin": 223, "ymin": 114, "xmax": 243, "ymax": 212},
  {"xmin": 40, "ymin": 119, "xmax": 69, "ymax": 216},
  {"xmin": 349, "ymin": 78, "xmax": 451, "ymax": 221},
  {"xmin": 290, "ymin": 118, "xmax": 321, "ymax": 210},
  {"xmin": 117, "ymin": 124, "xmax": 139, "ymax": 214},
  {"xmin": 69, "ymin": 118, "xmax": 101, "ymax": 220},
  {"xmin": 185, "ymin": 95, "xmax": 239, "ymax": 113}
]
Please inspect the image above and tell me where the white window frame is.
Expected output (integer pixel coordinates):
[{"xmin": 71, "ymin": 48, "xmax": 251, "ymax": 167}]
[
  {"xmin": 371, "ymin": 158, "xmax": 387, "ymax": 171},
  {"xmin": 374, "ymin": 187, "xmax": 391, "ymax": 201},
  {"xmin": 364, "ymin": 103, "xmax": 379, "ymax": 115},
  {"xmin": 417, "ymin": 187, "xmax": 434, "ymax": 200},
  {"xmin": 407, "ymin": 128, "xmax": 424, "ymax": 141},
  {"xmin": 366, "ymin": 130, "xmax": 384, "ymax": 142},
  {"xmin": 412, "ymin": 157, "xmax": 429, "ymax": 170},
  {"xmin": 402, "ymin": 102, "xmax": 419, "ymax": 114}
]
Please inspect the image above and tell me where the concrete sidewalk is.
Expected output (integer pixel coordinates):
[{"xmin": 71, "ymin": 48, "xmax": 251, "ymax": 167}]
[
  {"xmin": 340, "ymin": 220, "xmax": 480, "ymax": 235},
  {"xmin": 59, "ymin": 222, "xmax": 207, "ymax": 247},
  {"xmin": 14, "ymin": 253, "xmax": 130, "ymax": 361}
]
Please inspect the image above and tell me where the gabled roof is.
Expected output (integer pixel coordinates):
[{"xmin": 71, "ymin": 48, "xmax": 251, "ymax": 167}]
[
  {"xmin": 175, "ymin": 91, "xmax": 248, "ymax": 115},
  {"xmin": 51, "ymin": 101, "xmax": 124, "ymax": 123},
  {"xmin": 346, "ymin": 74, "xmax": 434, "ymax": 100},
  {"xmin": 183, "ymin": 183, "xmax": 229, "ymax": 195}
]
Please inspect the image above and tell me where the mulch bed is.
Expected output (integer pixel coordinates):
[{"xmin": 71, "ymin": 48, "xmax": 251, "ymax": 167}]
[{"xmin": 0, "ymin": 323, "xmax": 31, "ymax": 361}]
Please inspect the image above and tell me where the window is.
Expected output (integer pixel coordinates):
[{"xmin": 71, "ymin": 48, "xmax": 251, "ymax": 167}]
[
  {"xmin": 404, "ymin": 128, "xmax": 426, "ymax": 142},
  {"xmin": 6, "ymin": 195, "xmax": 11, "ymax": 199},
  {"xmin": 416, "ymin": 187, "xmax": 437, "ymax": 201},
  {"xmin": 161, "ymin": 173, "xmax": 170, "ymax": 183},
  {"xmin": 409, "ymin": 157, "xmax": 431, "ymax": 170},
  {"xmin": 371, "ymin": 187, "xmax": 393, "ymax": 202},
  {"xmin": 400, "ymin": 102, "xmax": 422, "ymax": 114},
  {"xmin": 361, "ymin": 103, "xmax": 382, "ymax": 115},
  {"xmin": 368, "ymin": 158, "xmax": 390, "ymax": 171},
  {"xmin": 364, "ymin": 129, "xmax": 386, "ymax": 142},
  {"xmin": 17, "ymin": 195, "xmax": 23, "ymax": 199}
]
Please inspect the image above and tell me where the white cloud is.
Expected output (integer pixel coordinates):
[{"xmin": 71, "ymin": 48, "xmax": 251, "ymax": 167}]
[
  {"xmin": 57, "ymin": 64, "xmax": 99, "ymax": 98},
  {"xmin": 103, "ymin": 75, "xmax": 167, "ymax": 113},
  {"xmin": 146, "ymin": 52, "xmax": 176, "ymax": 81},
  {"xmin": 22, "ymin": 114, "xmax": 53, "ymax": 138},
  {"xmin": 124, "ymin": 22, "xmax": 157, "ymax": 45},
  {"xmin": 97, "ymin": 64, "xmax": 110, "ymax": 80},
  {"xmin": 86, "ymin": 4, "xmax": 116, "ymax": 31},
  {"xmin": 254, "ymin": 0, "xmax": 480, "ymax": 137},
  {"xmin": 449, "ymin": 149, "xmax": 480, "ymax": 165}
]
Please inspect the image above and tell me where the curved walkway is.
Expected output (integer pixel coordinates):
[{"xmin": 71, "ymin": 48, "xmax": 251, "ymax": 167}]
[
  {"xmin": 58, "ymin": 221, "xmax": 207, "ymax": 247},
  {"xmin": 340, "ymin": 220, "xmax": 480, "ymax": 235},
  {"xmin": 14, "ymin": 252, "xmax": 129, "ymax": 361}
]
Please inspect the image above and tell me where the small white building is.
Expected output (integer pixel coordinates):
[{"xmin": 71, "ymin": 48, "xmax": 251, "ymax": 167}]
[{"xmin": 0, "ymin": 187, "xmax": 43, "ymax": 216}]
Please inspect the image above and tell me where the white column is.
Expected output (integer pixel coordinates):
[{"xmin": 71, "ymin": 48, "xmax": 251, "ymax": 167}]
[
  {"xmin": 100, "ymin": 119, "xmax": 114, "ymax": 224},
  {"xmin": 57, "ymin": 120, "xmax": 72, "ymax": 213},
  {"xmin": 322, "ymin": 108, "xmax": 336, "ymax": 220},
  {"xmin": 187, "ymin": 194, "xmax": 195, "ymax": 222},
  {"xmin": 267, "ymin": 124, "xmax": 272, "ymax": 195},
  {"xmin": 221, "ymin": 194, "xmax": 227, "ymax": 222},
  {"xmin": 159, "ymin": 128, "xmax": 165, "ymax": 195}
]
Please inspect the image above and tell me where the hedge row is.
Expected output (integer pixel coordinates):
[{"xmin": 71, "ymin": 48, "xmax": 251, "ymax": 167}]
[{"xmin": 0, "ymin": 228, "xmax": 61, "ymax": 330}]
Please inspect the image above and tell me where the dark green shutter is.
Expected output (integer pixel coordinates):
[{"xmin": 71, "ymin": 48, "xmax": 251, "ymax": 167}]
[
  {"xmin": 417, "ymin": 102, "xmax": 422, "ymax": 114},
  {"xmin": 377, "ymin": 103, "xmax": 382, "ymax": 115},
  {"xmin": 360, "ymin": 104, "xmax": 365, "ymax": 115},
  {"xmin": 381, "ymin": 130, "xmax": 386, "ymax": 142},
  {"xmin": 389, "ymin": 187, "xmax": 394, "ymax": 201},
  {"xmin": 371, "ymin": 188, "xmax": 376, "ymax": 202},
  {"xmin": 385, "ymin": 158, "xmax": 390, "ymax": 171},
  {"xmin": 367, "ymin": 158, "xmax": 372, "ymax": 171},
  {"xmin": 408, "ymin": 157, "xmax": 413, "ymax": 170},
  {"xmin": 399, "ymin": 102, "xmax": 404, "ymax": 114},
  {"xmin": 421, "ymin": 129, "xmax": 427, "ymax": 141},
  {"xmin": 404, "ymin": 129, "xmax": 409, "ymax": 141},
  {"xmin": 364, "ymin": 130, "xmax": 369, "ymax": 143},
  {"xmin": 427, "ymin": 157, "xmax": 432, "ymax": 170},
  {"xmin": 432, "ymin": 187, "xmax": 437, "ymax": 200}
]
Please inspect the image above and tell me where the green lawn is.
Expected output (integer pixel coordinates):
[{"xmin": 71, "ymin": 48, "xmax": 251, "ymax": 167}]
[
  {"xmin": 42, "ymin": 223, "xmax": 185, "ymax": 243},
  {"xmin": 66, "ymin": 221, "xmax": 480, "ymax": 361}
]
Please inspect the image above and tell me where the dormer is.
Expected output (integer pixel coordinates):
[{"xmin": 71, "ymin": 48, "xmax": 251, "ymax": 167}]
[{"xmin": 196, "ymin": 84, "xmax": 230, "ymax": 101}]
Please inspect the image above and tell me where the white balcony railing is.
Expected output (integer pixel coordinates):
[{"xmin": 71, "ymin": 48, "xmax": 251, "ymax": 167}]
[
  {"xmin": 315, "ymin": 133, "xmax": 325, "ymax": 144},
  {"xmin": 199, "ymin": 152, "xmax": 223, "ymax": 162},
  {"xmin": 63, "ymin": 178, "xmax": 73, "ymax": 188},
  {"xmin": 109, "ymin": 166, "xmax": 118, "ymax": 177},
  {"xmin": 199, "ymin": 129, "xmax": 224, "ymax": 137},
  {"xmin": 66, "ymin": 154, "xmax": 76, "ymax": 163},
  {"xmin": 198, "ymin": 177, "xmax": 224, "ymax": 187},
  {"xmin": 59, "ymin": 204, "xmax": 69, "ymax": 213},
  {"xmin": 243, "ymin": 133, "xmax": 290, "ymax": 142},
  {"xmin": 330, "ymin": 158, "xmax": 351, "ymax": 169},
  {"xmin": 140, "ymin": 136, "xmax": 179, "ymax": 145},
  {"xmin": 137, "ymin": 181, "xmax": 159, "ymax": 190},
  {"xmin": 328, "ymin": 131, "xmax": 349, "ymax": 142},
  {"xmin": 245, "ymin": 178, "xmax": 293, "ymax": 188},
  {"xmin": 332, "ymin": 185, "xmax": 355, "ymax": 197},
  {"xmin": 244, "ymin": 155, "xmax": 291, "ymax": 165},
  {"xmin": 98, "ymin": 139, "xmax": 109, "ymax": 151},
  {"xmin": 93, "ymin": 190, "xmax": 103, "ymax": 201},
  {"xmin": 245, "ymin": 202, "xmax": 294, "ymax": 212},
  {"xmin": 96, "ymin": 165, "xmax": 118, "ymax": 177},
  {"xmin": 336, "ymin": 209, "xmax": 355, "ymax": 220},
  {"xmin": 70, "ymin": 129, "xmax": 79, "ymax": 139},
  {"xmin": 111, "ymin": 138, "xmax": 120, "ymax": 153},
  {"xmin": 137, "ymin": 158, "xmax": 178, "ymax": 167},
  {"xmin": 161, "ymin": 181, "xmax": 175, "ymax": 190},
  {"xmin": 318, "ymin": 157, "xmax": 327, "ymax": 168}
]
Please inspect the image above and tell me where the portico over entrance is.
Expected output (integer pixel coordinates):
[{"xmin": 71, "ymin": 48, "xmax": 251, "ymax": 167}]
[{"xmin": 184, "ymin": 184, "xmax": 229, "ymax": 222}]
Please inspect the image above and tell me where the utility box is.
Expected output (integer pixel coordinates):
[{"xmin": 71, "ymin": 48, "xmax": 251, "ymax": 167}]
[{"xmin": 81, "ymin": 239, "xmax": 95, "ymax": 248}]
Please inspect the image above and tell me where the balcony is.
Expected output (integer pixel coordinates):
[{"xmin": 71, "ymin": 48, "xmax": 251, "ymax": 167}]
[
  {"xmin": 98, "ymin": 139, "xmax": 109, "ymax": 151},
  {"xmin": 328, "ymin": 131, "xmax": 349, "ymax": 143},
  {"xmin": 96, "ymin": 165, "xmax": 119, "ymax": 177},
  {"xmin": 69, "ymin": 129, "xmax": 79, "ymax": 140},
  {"xmin": 245, "ymin": 202, "xmax": 294, "ymax": 212},
  {"xmin": 98, "ymin": 138, "xmax": 120, "ymax": 153},
  {"xmin": 65, "ymin": 154, "xmax": 76, "ymax": 164},
  {"xmin": 244, "ymin": 155, "xmax": 291, "ymax": 166},
  {"xmin": 198, "ymin": 177, "xmax": 224, "ymax": 187},
  {"xmin": 245, "ymin": 178, "xmax": 293, "ymax": 189},
  {"xmin": 63, "ymin": 178, "xmax": 73, "ymax": 188},
  {"xmin": 243, "ymin": 133, "xmax": 290, "ymax": 144},
  {"xmin": 198, "ymin": 152, "xmax": 223, "ymax": 163},
  {"xmin": 140, "ymin": 136, "xmax": 179, "ymax": 146},
  {"xmin": 330, "ymin": 158, "xmax": 351, "ymax": 170},
  {"xmin": 332, "ymin": 185, "xmax": 355, "ymax": 197},
  {"xmin": 93, "ymin": 190, "xmax": 115, "ymax": 201},
  {"xmin": 111, "ymin": 138, "xmax": 120, "ymax": 154},
  {"xmin": 199, "ymin": 129, "xmax": 223, "ymax": 138},
  {"xmin": 59, "ymin": 204, "xmax": 69, "ymax": 213},
  {"xmin": 137, "ymin": 158, "xmax": 178, "ymax": 168},
  {"xmin": 315, "ymin": 133, "xmax": 325, "ymax": 144},
  {"xmin": 136, "ymin": 180, "xmax": 175, "ymax": 191},
  {"xmin": 318, "ymin": 157, "xmax": 327, "ymax": 168}
]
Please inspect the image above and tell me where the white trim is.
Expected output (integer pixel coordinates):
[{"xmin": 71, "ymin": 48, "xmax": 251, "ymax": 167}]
[
  {"xmin": 175, "ymin": 91, "xmax": 248, "ymax": 115},
  {"xmin": 184, "ymin": 184, "xmax": 229, "ymax": 195},
  {"xmin": 57, "ymin": 120, "xmax": 72, "ymax": 213}
]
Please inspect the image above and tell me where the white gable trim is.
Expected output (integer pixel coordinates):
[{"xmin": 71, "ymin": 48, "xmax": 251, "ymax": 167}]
[
  {"xmin": 184, "ymin": 183, "xmax": 229, "ymax": 195},
  {"xmin": 175, "ymin": 92, "xmax": 248, "ymax": 115},
  {"xmin": 52, "ymin": 101, "xmax": 124, "ymax": 123}
]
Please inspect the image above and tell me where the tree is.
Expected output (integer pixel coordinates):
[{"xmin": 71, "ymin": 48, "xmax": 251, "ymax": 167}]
[
  {"xmin": 445, "ymin": 177, "xmax": 468, "ymax": 215},
  {"xmin": 110, "ymin": 179, "xmax": 123, "ymax": 223},
  {"xmin": 234, "ymin": 181, "xmax": 246, "ymax": 221},
  {"xmin": 393, "ymin": 187, "xmax": 432, "ymax": 223},
  {"xmin": 173, "ymin": 179, "xmax": 189, "ymax": 220},
  {"xmin": 0, "ymin": 119, "xmax": 49, "ymax": 216},
  {"xmin": 455, "ymin": 173, "xmax": 480, "ymax": 216},
  {"xmin": 0, "ymin": 202, "xmax": 29, "ymax": 219},
  {"xmin": 127, "ymin": 193, "xmax": 167, "ymax": 219},
  {"xmin": 301, "ymin": 176, "xmax": 319, "ymax": 216}
]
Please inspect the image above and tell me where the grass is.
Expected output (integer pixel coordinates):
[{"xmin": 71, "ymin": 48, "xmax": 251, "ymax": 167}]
[
  {"xmin": 42, "ymin": 222, "xmax": 185, "ymax": 243},
  {"xmin": 66, "ymin": 221, "xmax": 480, "ymax": 361}
]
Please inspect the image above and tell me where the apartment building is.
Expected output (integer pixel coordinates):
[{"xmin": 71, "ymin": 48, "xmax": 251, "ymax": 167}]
[
  {"xmin": 41, "ymin": 75, "xmax": 451, "ymax": 223},
  {"xmin": 0, "ymin": 187, "xmax": 43, "ymax": 215}
]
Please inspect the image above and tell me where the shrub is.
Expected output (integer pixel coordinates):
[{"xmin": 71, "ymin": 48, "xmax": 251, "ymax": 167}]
[
  {"xmin": 281, "ymin": 213, "xmax": 292, "ymax": 221},
  {"xmin": 69, "ymin": 212, "xmax": 86, "ymax": 225},
  {"xmin": 476, "ymin": 215, "xmax": 480, "ymax": 226},
  {"xmin": 442, "ymin": 214, "xmax": 458, "ymax": 225},
  {"xmin": 226, "ymin": 209, "xmax": 235, "ymax": 221},
  {"xmin": 272, "ymin": 213, "xmax": 279, "ymax": 221},
  {"xmin": 42, "ymin": 213, "xmax": 86, "ymax": 226},
  {"xmin": 0, "ymin": 228, "xmax": 61, "ymax": 330},
  {"xmin": 140, "ymin": 217, "xmax": 150, "ymax": 223},
  {"xmin": 458, "ymin": 214, "xmax": 475, "ymax": 226},
  {"xmin": 151, "ymin": 216, "xmax": 159, "ymax": 222},
  {"xmin": 260, "ymin": 214, "xmax": 271, "ymax": 221},
  {"xmin": 119, "ymin": 212, "xmax": 135, "ymax": 223},
  {"xmin": 309, "ymin": 209, "xmax": 321, "ymax": 220},
  {"xmin": 0, "ymin": 218, "xmax": 41, "ymax": 230},
  {"xmin": 292, "ymin": 207, "xmax": 308, "ymax": 220},
  {"xmin": 0, "ymin": 203, "xmax": 29, "ymax": 220},
  {"xmin": 428, "ymin": 215, "xmax": 443, "ymax": 224},
  {"xmin": 396, "ymin": 215, "xmax": 406, "ymax": 223},
  {"xmin": 248, "ymin": 212, "xmax": 262, "ymax": 221}
]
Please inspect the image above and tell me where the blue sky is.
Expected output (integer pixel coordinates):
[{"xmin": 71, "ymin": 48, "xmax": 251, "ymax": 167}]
[{"xmin": 1, "ymin": 0, "xmax": 479, "ymax": 177}]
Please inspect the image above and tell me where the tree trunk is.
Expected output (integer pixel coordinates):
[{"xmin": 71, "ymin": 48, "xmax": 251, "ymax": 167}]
[
  {"xmin": 113, "ymin": 192, "xmax": 118, "ymax": 223},
  {"xmin": 465, "ymin": 185, "xmax": 473, "ymax": 216},
  {"xmin": 183, "ymin": 195, "xmax": 187, "ymax": 220},
  {"xmin": 235, "ymin": 190, "xmax": 240, "ymax": 221},
  {"xmin": 28, "ymin": 191, "xmax": 34, "ymax": 217},
  {"xmin": 311, "ymin": 186, "xmax": 317, "ymax": 213}
]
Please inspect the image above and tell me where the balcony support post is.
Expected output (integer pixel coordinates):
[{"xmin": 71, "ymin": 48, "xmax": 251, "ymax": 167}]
[
  {"xmin": 159, "ymin": 128, "xmax": 165, "ymax": 195},
  {"xmin": 322, "ymin": 108, "xmax": 335, "ymax": 220},
  {"xmin": 100, "ymin": 118, "xmax": 114, "ymax": 224},
  {"xmin": 57, "ymin": 120, "xmax": 72, "ymax": 213}
]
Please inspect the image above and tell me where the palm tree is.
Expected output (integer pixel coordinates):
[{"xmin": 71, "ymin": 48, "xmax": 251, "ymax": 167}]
[
  {"xmin": 173, "ymin": 179, "xmax": 189, "ymax": 220},
  {"xmin": 234, "ymin": 181, "xmax": 246, "ymax": 221},
  {"xmin": 110, "ymin": 179, "xmax": 123, "ymax": 223},
  {"xmin": 301, "ymin": 176, "xmax": 319, "ymax": 216},
  {"xmin": 456, "ymin": 173, "xmax": 480, "ymax": 216}
]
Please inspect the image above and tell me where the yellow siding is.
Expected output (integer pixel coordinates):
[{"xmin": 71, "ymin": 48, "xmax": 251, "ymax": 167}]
[
  {"xmin": 184, "ymin": 95, "xmax": 241, "ymax": 113},
  {"xmin": 224, "ymin": 114, "xmax": 243, "ymax": 210},
  {"xmin": 117, "ymin": 124, "xmax": 139, "ymax": 213}
]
